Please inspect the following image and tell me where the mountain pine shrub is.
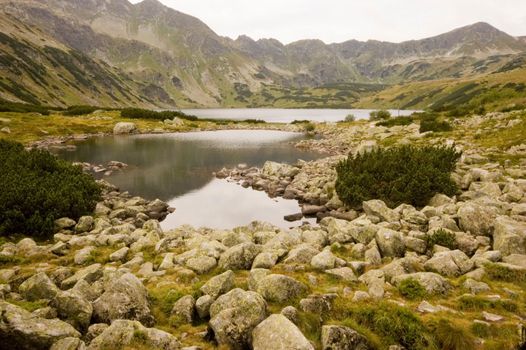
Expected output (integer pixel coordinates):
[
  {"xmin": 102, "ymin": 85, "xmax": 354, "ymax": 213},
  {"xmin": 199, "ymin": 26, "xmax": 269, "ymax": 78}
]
[
  {"xmin": 369, "ymin": 110, "xmax": 391, "ymax": 121},
  {"xmin": 0, "ymin": 140, "xmax": 101, "ymax": 238},
  {"xmin": 335, "ymin": 145, "xmax": 461, "ymax": 208}
]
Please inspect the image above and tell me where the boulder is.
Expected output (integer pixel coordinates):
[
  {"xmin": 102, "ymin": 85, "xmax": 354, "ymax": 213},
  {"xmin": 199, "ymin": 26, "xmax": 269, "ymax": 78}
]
[
  {"xmin": 209, "ymin": 288, "xmax": 267, "ymax": 349},
  {"xmin": 392, "ymin": 272, "xmax": 450, "ymax": 295},
  {"xmin": 252, "ymin": 314, "xmax": 313, "ymax": 350},
  {"xmin": 51, "ymin": 291, "xmax": 92, "ymax": 332},
  {"xmin": 363, "ymin": 200, "xmax": 399, "ymax": 222},
  {"xmin": 113, "ymin": 122, "xmax": 137, "ymax": 135},
  {"xmin": 252, "ymin": 252, "xmax": 280, "ymax": 269},
  {"xmin": 109, "ymin": 247, "xmax": 129, "ymax": 262},
  {"xmin": 0, "ymin": 301, "xmax": 80, "ymax": 350},
  {"xmin": 462, "ymin": 279, "xmax": 490, "ymax": 294},
  {"xmin": 502, "ymin": 254, "xmax": 526, "ymax": 268},
  {"xmin": 493, "ymin": 216, "xmax": 526, "ymax": 255},
  {"xmin": 75, "ymin": 216, "xmax": 94, "ymax": 233},
  {"xmin": 424, "ymin": 250, "xmax": 473, "ymax": 277},
  {"xmin": 74, "ymin": 246, "xmax": 95, "ymax": 265},
  {"xmin": 375, "ymin": 228, "xmax": 405, "ymax": 257},
  {"xmin": 325, "ymin": 267, "xmax": 357, "ymax": 282},
  {"xmin": 284, "ymin": 244, "xmax": 320, "ymax": 265},
  {"xmin": 87, "ymin": 320, "xmax": 180, "ymax": 350},
  {"xmin": 457, "ymin": 202, "xmax": 497, "ymax": 236},
  {"xmin": 61, "ymin": 264, "xmax": 103, "ymax": 289},
  {"xmin": 218, "ymin": 243, "xmax": 261, "ymax": 270},
  {"xmin": 311, "ymin": 249, "xmax": 340, "ymax": 270},
  {"xmin": 195, "ymin": 295, "xmax": 214, "ymax": 319},
  {"xmin": 186, "ymin": 256, "xmax": 217, "ymax": 274},
  {"xmin": 92, "ymin": 273, "xmax": 154, "ymax": 327},
  {"xmin": 19, "ymin": 272, "xmax": 59, "ymax": 301},
  {"xmin": 171, "ymin": 295, "xmax": 195, "ymax": 324},
  {"xmin": 50, "ymin": 337, "xmax": 85, "ymax": 350},
  {"xmin": 200, "ymin": 270, "xmax": 235, "ymax": 299},
  {"xmin": 321, "ymin": 325, "xmax": 370, "ymax": 350},
  {"xmin": 256, "ymin": 274, "xmax": 308, "ymax": 303}
]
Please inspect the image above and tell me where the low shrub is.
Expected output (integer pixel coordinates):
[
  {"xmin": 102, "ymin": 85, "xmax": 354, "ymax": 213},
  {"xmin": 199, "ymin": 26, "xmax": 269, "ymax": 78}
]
[
  {"xmin": 425, "ymin": 229, "xmax": 458, "ymax": 250},
  {"xmin": 430, "ymin": 319, "xmax": 475, "ymax": 350},
  {"xmin": 304, "ymin": 122, "xmax": 315, "ymax": 132},
  {"xmin": 377, "ymin": 116, "xmax": 414, "ymax": 127},
  {"xmin": 0, "ymin": 140, "xmax": 101, "ymax": 238},
  {"xmin": 369, "ymin": 110, "xmax": 391, "ymax": 121},
  {"xmin": 335, "ymin": 145, "xmax": 461, "ymax": 208},
  {"xmin": 0, "ymin": 98, "xmax": 56, "ymax": 115},
  {"xmin": 346, "ymin": 302, "xmax": 433, "ymax": 349},
  {"xmin": 121, "ymin": 108, "xmax": 197, "ymax": 121},
  {"xmin": 420, "ymin": 119, "xmax": 453, "ymax": 133},
  {"xmin": 345, "ymin": 114, "xmax": 356, "ymax": 122},
  {"xmin": 63, "ymin": 105, "xmax": 100, "ymax": 116},
  {"xmin": 398, "ymin": 278, "xmax": 427, "ymax": 300}
]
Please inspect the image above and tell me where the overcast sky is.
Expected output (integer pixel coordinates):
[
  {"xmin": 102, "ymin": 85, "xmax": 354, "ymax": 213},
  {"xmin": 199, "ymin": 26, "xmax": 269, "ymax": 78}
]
[{"xmin": 130, "ymin": 0, "xmax": 526, "ymax": 44}]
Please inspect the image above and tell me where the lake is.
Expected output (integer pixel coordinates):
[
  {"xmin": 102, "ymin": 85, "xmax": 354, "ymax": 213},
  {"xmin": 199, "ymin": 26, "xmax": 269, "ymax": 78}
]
[
  {"xmin": 55, "ymin": 130, "xmax": 321, "ymax": 229},
  {"xmin": 181, "ymin": 108, "xmax": 416, "ymax": 123}
]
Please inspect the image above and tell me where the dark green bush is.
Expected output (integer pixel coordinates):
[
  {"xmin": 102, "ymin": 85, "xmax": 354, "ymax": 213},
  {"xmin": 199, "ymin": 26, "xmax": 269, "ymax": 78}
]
[
  {"xmin": 63, "ymin": 105, "xmax": 100, "ymax": 116},
  {"xmin": 335, "ymin": 145, "xmax": 461, "ymax": 208},
  {"xmin": 377, "ymin": 116, "xmax": 414, "ymax": 127},
  {"xmin": 0, "ymin": 140, "xmax": 101, "ymax": 238},
  {"xmin": 0, "ymin": 98, "xmax": 57, "ymax": 115},
  {"xmin": 304, "ymin": 122, "xmax": 315, "ymax": 132},
  {"xmin": 369, "ymin": 110, "xmax": 391, "ymax": 121},
  {"xmin": 121, "ymin": 108, "xmax": 197, "ymax": 121},
  {"xmin": 398, "ymin": 278, "xmax": 427, "ymax": 300},
  {"xmin": 425, "ymin": 229, "xmax": 458, "ymax": 250},
  {"xmin": 420, "ymin": 119, "xmax": 453, "ymax": 133}
]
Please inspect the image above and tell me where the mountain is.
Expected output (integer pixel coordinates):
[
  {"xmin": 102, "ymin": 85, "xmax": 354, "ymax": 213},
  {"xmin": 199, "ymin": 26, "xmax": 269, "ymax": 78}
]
[{"xmin": 0, "ymin": 0, "xmax": 525, "ymax": 108}]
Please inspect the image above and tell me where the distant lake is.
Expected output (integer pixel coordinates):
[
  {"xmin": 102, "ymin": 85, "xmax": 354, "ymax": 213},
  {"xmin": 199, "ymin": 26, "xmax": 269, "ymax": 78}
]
[
  {"xmin": 55, "ymin": 130, "xmax": 321, "ymax": 229},
  {"xmin": 181, "ymin": 108, "xmax": 417, "ymax": 123}
]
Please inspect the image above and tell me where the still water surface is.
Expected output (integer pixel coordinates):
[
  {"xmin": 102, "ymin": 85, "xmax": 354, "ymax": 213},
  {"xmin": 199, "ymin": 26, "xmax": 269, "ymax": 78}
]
[
  {"xmin": 182, "ymin": 108, "xmax": 416, "ymax": 123},
  {"xmin": 56, "ymin": 130, "xmax": 321, "ymax": 229}
]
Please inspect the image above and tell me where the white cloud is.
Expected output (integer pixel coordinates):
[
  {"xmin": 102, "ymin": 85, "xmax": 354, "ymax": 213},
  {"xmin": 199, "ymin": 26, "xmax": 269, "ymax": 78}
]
[{"xmin": 130, "ymin": 0, "xmax": 526, "ymax": 44}]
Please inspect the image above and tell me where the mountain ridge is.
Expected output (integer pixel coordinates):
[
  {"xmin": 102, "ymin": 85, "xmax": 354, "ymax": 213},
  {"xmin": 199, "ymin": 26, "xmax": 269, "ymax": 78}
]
[{"xmin": 0, "ymin": 0, "xmax": 525, "ymax": 107}]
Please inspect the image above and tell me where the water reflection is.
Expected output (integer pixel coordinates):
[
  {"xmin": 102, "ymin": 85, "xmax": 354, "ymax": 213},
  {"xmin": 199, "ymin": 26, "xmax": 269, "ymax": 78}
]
[{"xmin": 56, "ymin": 130, "xmax": 321, "ymax": 228}]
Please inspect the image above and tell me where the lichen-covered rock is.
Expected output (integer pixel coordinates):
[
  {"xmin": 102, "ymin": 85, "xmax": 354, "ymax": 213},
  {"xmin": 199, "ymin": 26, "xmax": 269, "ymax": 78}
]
[
  {"xmin": 87, "ymin": 320, "xmax": 180, "ymax": 350},
  {"xmin": 200, "ymin": 270, "xmax": 235, "ymax": 299},
  {"xmin": 252, "ymin": 314, "xmax": 314, "ymax": 350},
  {"xmin": 92, "ymin": 273, "xmax": 154, "ymax": 327},
  {"xmin": 457, "ymin": 202, "xmax": 498, "ymax": 236},
  {"xmin": 113, "ymin": 122, "xmax": 137, "ymax": 135},
  {"xmin": 171, "ymin": 295, "xmax": 195, "ymax": 324},
  {"xmin": 321, "ymin": 325, "xmax": 370, "ymax": 350},
  {"xmin": 196, "ymin": 295, "xmax": 214, "ymax": 319},
  {"xmin": 256, "ymin": 274, "xmax": 308, "ymax": 303},
  {"xmin": 75, "ymin": 216, "xmax": 94, "ymax": 233},
  {"xmin": 424, "ymin": 250, "xmax": 473, "ymax": 277},
  {"xmin": 50, "ymin": 337, "xmax": 85, "ymax": 350},
  {"xmin": 209, "ymin": 288, "xmax": 267, "ymax": 349},
  {"xmin": 252, "ymin": 252, "xmax": 279, "ymax": 269},
  {"xmin": 375, "ymin": 228, "xmax": 405, "ymax": 257},
  {"xmin": 186, "ymin": 256, "xmax": 217, "ymax": 274},
  {"xmin": 218, "ymin": 243, "xmax": 261, "ymax": 270},
  {"xmin": 61, "ymin": 264, "xmax": 103, "ymax": 289},
  {"xmin": 19, "ymin": 272, "xmax": 59, "ymax": 301},
  {"xmin": 51, "ymin": 291, "xmax": 93, "ymax": 332},
  {"xmin": 284, "ymin": 244, "xmax": 320, "ymax": 265},
  {"xmin": 392, "ymin": 272, "xmax": 450, "ymax": 295},
  {"xmin": 493, "ymin": 216, "xmax": 526, "ymax": 255},
  {"xmin": 0, "ymin": 301, "xmax": 80, "ymax": 350},
  {"xmin": 363, "ymin": 200, "xmax": 400, "ymax": 222}
]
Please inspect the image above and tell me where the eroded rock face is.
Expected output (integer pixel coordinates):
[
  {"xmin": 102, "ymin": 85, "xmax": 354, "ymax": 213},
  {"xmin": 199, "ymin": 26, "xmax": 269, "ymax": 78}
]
[
  {"xmin": 0, "ymin": 302, "xmax": 80, "ymax": 350},
  {"xmin": 252, "ymin": 314, "xmax": 314, "ymax": 350},
  {"xmin": 87, "ymin": 320, "xmax": 181, "ymax": 350},
  {"xmin": 209, "ymin": 288, "xmax": 267, "ymax": 349},
  {"xmin": 92, "ymin": 273, "xmax": 154, "ymax": 326}
]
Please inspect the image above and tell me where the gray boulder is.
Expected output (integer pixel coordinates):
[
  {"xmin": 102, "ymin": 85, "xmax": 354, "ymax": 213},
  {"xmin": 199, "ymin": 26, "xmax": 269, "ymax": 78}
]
[
  {"xmin": 284, "ymin": 244, "xmax": 320, "ymax": 265},
  {"xmin": 209, "ymin": 288, "xmax": 267, "ymax": 349},
  {"xmin": 186, "ymin": 256, "xmax": 217, "ymax": 274},
  {"xmin": 196, "ymin": 294, "xmax": 214, "ymax": 319},
  {"xmin": 113, "ymin": 122, "xmax": 137, "ymax": 135},
  {"xmin": 19, "ymin": 272, "xmax": 59, "ymax": 301},
  {"xmin": 0, "ymin": 301, "xmax": 80, "ymax": 350},
  {"xmin": 256, "ymin": 274, "xmax": 308, "ymax": 303},
  {"xmin": 171, "ymin": 295, "xmax": 195, "ymax": 324},
  {"xmin": 61, "ymin": 264, "xmax": 103, "ymax": 289},
  {"xmin": 363, "ymin": 200, "xmax": 399, "ymax": 222},
  {"xmin": 218, "ymin": 243, "xmax": 261, "ymax": 270},
  {"xmin": 200, "ymin": 270, "xmax": 235, "ymax": 299},
  {"xmin": 392, "ymin": 272, "xmax": 450, "ymax": 295},
  {"xmin": 321, "ymin": 325, "xmax": 370, "ymax": 350},
  {"xmin": 50, "ymin": 337, "xmax": 85, "ymax": 350},
  {"xmin": 92, "ymin": 273, "xmax": 154, "ymax": 327},
  {"xmin": 457, "ymin": 202, "xmax": 497, "ymax": 236},
  {"xmin": 493, "ymin": 216, "xmax": 526, "ymax": 255},
  {"xmin": 51, "ymin": 291, "xmax": 93, "ymax": 332},
  {"xmin": 375, "ymin": 228, "xmax": 405, "ymax": 257},
  {"xmin": 424, "ymin": 250, "xmax": 473, "ymax": 277},
  {"xmin": 252, "ymin": 314, "xmax": 314, "ymax": 350},
  {"xmin": 87, "ymin": 320, "xmax": 180, "ymax": 350},
  {"xmin": 75, "ymin": 216, "xmax": 94, "ymax": 233}
]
